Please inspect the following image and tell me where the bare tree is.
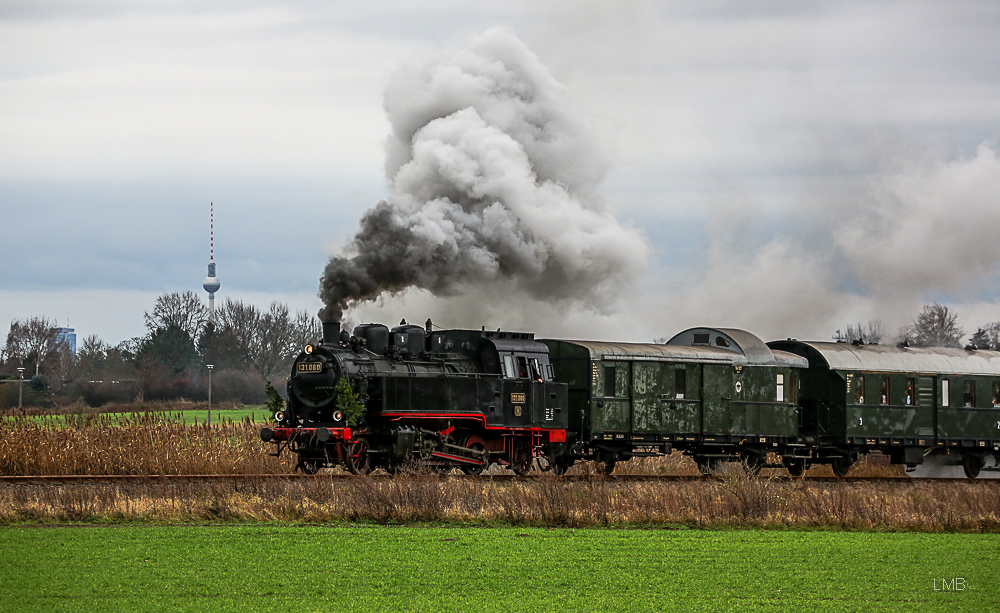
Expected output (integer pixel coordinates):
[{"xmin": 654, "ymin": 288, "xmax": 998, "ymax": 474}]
[
  {"xmin": 291, "ymin": 309, "xmax": 322, "ymax": 349},
  {"xmin": 215, "ymin": 299, "xmax": 322, "ymax": 381},
  {"xmin": 969, "ymin": 322, "xmax": 1000, "ymax": 350},
  {"xmin": 252, "ymin": 302, "xmax": 298, "ymax": 381},
  {"xmin": 898, "ymin": 303, "xmax": 964, "ymax": 348},
  {"xmin": 4, "ymin": 316, "xmax": 62, "ymax": 375},
  {"xmin": 842, "ymin": 320, "xmax": 886, "ymax": 344},
  {"xmin": 144, "ymin": 291, "xmax": 208, "ymax": 339}
]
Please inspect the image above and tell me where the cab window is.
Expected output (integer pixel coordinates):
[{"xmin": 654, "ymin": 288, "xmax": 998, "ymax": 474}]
[
  {"xmin": 502, "ymin": 356, "xmax": 516, "ymax": 379},
  {"xmin": 528, "ymin": 358, "xmax": 543, "ymax": 382},
  {"xmin": 516, "ymin": 357, "xmax": 529, "ymax": 379}
]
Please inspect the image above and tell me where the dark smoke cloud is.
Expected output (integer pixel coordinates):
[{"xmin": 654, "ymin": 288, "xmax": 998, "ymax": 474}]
[{"xmin": 319, "ymin": 28, "xmax": 649, "ymax": 323}]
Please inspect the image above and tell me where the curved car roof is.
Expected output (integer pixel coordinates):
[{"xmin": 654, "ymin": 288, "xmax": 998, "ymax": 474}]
[
  {"xmin": 548, "ymin": 340, "xmax": 742, "ymax": 364},
  {"xmin": 667, "ymin": 327, "xmax": 808, "ymax": 367},
  {"xmin": 768, "ymin": 340, "xmax": 1000, "ymax": 376},
  {"xmin": 548, "ymin": 328, "xmax": 808, "ymax": 368}
]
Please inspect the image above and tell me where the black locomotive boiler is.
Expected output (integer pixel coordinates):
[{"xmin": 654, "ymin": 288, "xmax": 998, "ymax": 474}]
[{"xmin": 260, "ymin": 321, "xmax": 568, "ymax": 474}]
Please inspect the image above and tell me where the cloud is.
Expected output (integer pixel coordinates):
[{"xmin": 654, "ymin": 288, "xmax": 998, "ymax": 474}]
[
  {"xmin": 837, "ymin": 144, "xmax": 1000, "ymax": 299},
  {"xmin": 321, "ymin": 28, "xmax": 650, "ymax": 322}
]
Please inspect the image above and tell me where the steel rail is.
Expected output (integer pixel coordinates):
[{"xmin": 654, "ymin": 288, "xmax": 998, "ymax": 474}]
[{"xmin": 0, "ymin": 473, "xmax": 991, "ymax": 484}]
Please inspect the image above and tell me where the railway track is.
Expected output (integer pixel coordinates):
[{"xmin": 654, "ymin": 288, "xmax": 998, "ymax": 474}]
[{"xmin": 0, "ymin": 473, "xmax": 988, "ymax": 484}]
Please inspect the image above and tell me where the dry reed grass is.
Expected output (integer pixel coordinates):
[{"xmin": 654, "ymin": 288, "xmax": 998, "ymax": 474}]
[
  {"xmin": 0, "ymin": 412, "xmax": 909, "ymax": 478},
  {"xmin": 0, "ymin": 413, "xmax": 293, "ymax": 475},
  {"xmin": 2, "ymin": 474, "xmax": 997, "ymax": 531},
  {"xmin": 611, "ymin": 450, "xmax": 905, "ymax": 478}
]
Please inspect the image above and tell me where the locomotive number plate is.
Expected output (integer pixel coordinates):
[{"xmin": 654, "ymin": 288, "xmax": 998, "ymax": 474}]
[
  {"xmin": 297, "ymin": 362, "xmax": 322, "ymax": 373},
  {"xmin": 511, "ymin": 393, "xmax": 526, "ymax": 403}
]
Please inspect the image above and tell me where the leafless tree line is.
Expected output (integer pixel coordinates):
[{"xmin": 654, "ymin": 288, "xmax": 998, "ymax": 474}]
[
  {"xmin": 840, "ymin": 303, "xmax": 997, "ymax": 349},
  {"xmin": 2, "ymin": 292, "xmax": 321, "ymax": 407}
]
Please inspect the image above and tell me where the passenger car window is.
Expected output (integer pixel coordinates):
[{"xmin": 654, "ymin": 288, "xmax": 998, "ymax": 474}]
[
  {"xmin": 993, "ymin": 382, "xmax": 1000, "ymax": 408},
  {"xmin": 675, "ymin": 368, "xmax": 686, "ymax": 399},
  {"xmin": 854, "ymin": 376, "xmax": 865, "ymax": 404},
  {"xmin": 880, "ymin": 377, "xmax": 890, "ymax": 405},
  {"xmin": 904, "ymin": 378, "xmax": 915, "ymax": 406},
  {"xmin": 604, "ymin": 366, "xmax": 616, "ymax": 397},
  {"xmin": 941, "ymin": 379, "xmax": 949, "ymax": 407},
  {"xmin": 776, "ymin": 373, "xmax": 785, "ymax": 402},
  {"xmin": 963, "ymin": 380, "xmax": 976, "ymax": 407}
]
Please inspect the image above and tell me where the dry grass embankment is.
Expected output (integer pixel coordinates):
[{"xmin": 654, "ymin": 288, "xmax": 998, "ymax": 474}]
[
  {"xmin": 2, "ymin": 468, "xmax": 998, "ymax": 531},
  {"xmin": 1, "ymin": 415, "xmax": 992, "ymax": 530}
]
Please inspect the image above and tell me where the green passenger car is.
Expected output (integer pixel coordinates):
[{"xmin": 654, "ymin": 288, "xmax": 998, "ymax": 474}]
[
  {"xmin": 767, "ymin": 340, "xmax": 1000, "ymax": 478},
  {"xmin": 543, "ymin": 328, "xmax": 807, "ymax": 474}
]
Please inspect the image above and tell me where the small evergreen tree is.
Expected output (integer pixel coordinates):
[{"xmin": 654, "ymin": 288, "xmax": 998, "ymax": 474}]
[
  {"xmin": 335, "ymin": 376, "xmax": 365, "ymax": 426},
  {"xmin": 264, "ymin": 380, "xmax": 285, "ymax": 416},
  {"xmin": 29, "ymin": 374, "xmax": 49, "ymax": 392}
]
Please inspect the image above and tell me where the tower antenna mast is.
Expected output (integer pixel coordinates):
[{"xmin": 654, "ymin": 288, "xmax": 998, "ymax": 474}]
[{"xmin": 202, "ymin": 202, "xmax": 221, "ymax": 324}]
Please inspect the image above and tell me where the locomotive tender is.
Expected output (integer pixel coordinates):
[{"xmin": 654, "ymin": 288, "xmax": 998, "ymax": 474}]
[{"xmin": 261, "ymin": 321, "xmax": 1000, "ymax": 478}]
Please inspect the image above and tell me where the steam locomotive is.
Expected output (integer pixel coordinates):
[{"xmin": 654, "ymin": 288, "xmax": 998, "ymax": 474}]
[
  {"xmin": 260, "ymin": 320, "xmax": 568, "ymax": 474},
  {"xmin": 261, "ymin": 321, "xmax": 1000, "ymax": 478}
]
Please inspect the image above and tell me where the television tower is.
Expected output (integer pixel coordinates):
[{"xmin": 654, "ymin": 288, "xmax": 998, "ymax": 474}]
[{"xmin": 202, "ymin": 202, "xmax": 221, "ymax": 323}]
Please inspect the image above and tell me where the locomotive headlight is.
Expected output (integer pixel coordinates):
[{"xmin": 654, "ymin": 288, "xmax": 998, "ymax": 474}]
[
  {"xmin": 304, "ymin": 344, "xmax": 314, "ymax": 354},
  {"xmin": 275, "ymin": 411, "xmax": 285, "ymax": 422},
  {"xmin": 333, "ymin": 411, "xmax": 343, "ymax": 421}
]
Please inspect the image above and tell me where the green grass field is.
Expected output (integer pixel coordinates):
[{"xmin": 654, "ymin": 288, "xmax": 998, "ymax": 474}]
[{"xmin": 2, "ymin": 525, "xmax": 996, "ymax": 612}]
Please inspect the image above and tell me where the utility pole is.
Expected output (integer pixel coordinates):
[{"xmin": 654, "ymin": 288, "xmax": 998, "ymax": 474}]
[
  {"xmin": 207, "ymin": 364, "xmax": 214, "ymax": 426},
  {"xmin": 17, "ymin": 367, "xmax": 25, "ymax": 413}
]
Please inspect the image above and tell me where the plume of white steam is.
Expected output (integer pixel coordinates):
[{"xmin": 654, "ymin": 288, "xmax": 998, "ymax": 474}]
[
  {"xmin": 837, "ymin": 144, "xmax": 1000, "ymax": 297},
  {"xmin": 319, "ymin": 28, "xmax": 648, "ymax": 323}
]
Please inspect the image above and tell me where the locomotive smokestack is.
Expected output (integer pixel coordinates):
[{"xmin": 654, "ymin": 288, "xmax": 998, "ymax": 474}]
[{"xmin": 323, "ymin": 322, "xmax": 340, "ymax": 345}]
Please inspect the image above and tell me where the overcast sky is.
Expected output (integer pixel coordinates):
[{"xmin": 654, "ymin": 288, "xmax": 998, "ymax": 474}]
[{"xmin": 2, "ymin": 0, "xmax": 1000, "ymax": 345}]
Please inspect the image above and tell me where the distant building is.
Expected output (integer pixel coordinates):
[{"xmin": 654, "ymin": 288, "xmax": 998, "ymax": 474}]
[{"xmin": 53, "ymin": 327, "xmax": 76, "ymax": 355}]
